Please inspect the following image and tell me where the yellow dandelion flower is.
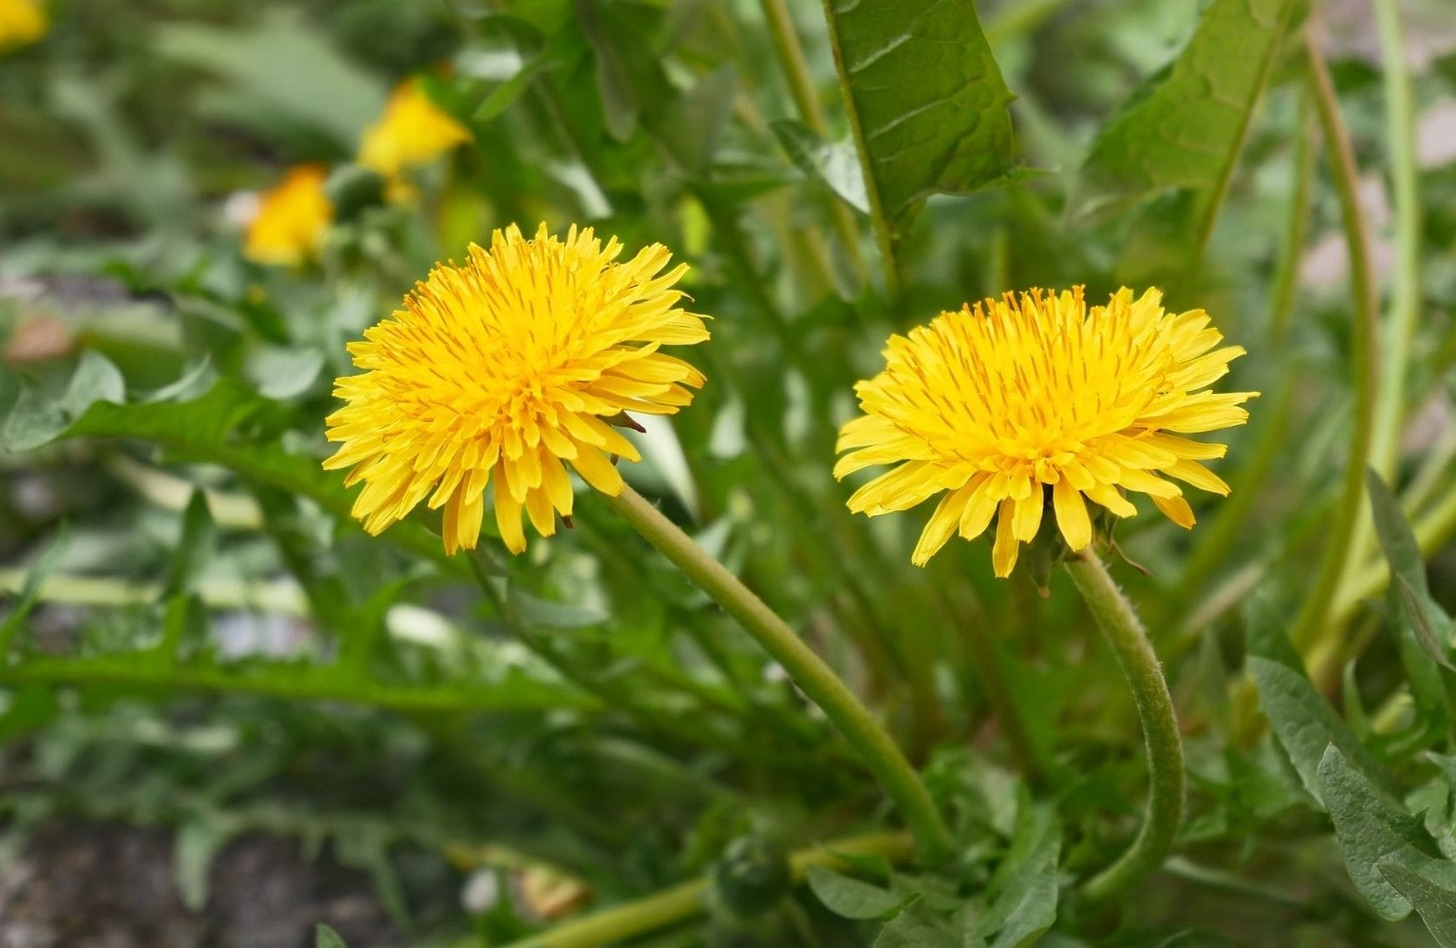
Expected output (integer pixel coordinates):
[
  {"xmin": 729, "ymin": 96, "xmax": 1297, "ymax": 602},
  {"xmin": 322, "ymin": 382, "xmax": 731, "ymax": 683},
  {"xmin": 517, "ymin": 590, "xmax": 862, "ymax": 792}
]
[
  {"xmin": 358, "ymin": 78, "xmax": 472, "ymax": 179},
  {"xmin": 243, "ymin": 165, "xmax": 333, "ymax": 267},
  {"xmin": 324, "ymin": 223, "xmax": 709, "ymax": 555},
  {"xmin": 0, "ymin": 0, "xmax": 45, "ymax": 52},
  {"xmin": 835, "ymin": 287, "xmax": 1257, "ymax": 577}
]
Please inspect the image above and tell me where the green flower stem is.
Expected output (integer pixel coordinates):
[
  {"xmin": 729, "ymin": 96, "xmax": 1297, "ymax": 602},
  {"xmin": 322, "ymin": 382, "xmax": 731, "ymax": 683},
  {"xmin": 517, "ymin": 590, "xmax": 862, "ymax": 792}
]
[
  {"xmin": 1288, "ymin": 32, "xmax": 1381, "ymax": 655},
  {"xmin": 1065, "ymin": 550, "xmax": 1184, "ymax": 903},
  {"xmin": 502, "ymin": 831, "xmax": 912, "ymax": 948},
  {"xmin": 603, "ymin": 485, "xmax": 952, "ymax": 863},
  {"xmin": 1369, "ymin": 0, "xmax": 1421, "ymax": 479}
]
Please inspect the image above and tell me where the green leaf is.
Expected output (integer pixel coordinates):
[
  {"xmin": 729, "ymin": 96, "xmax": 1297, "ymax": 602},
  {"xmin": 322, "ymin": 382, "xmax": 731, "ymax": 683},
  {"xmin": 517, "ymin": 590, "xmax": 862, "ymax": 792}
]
[
  {"xmin": 174, "ymin": 817, "xmax": 236, "ymax": 912},
  {"xmin": 152, "ymin": 9, "xmax": 387, "ymax": 149},
  {"xmin": 1370, "ymin": 469, "xmax": 1456, "ymax": 669},
  {"xmin": 245, "ymin": 346, "xmax": 325, "ymax": 401},
  {"xmin": 805, "ymin": 864, "xmax": 908, "ymax": 920},
  {"xmin": 821, "ymin": 0, "xmax": 1016, "ymax": 261},
  {"xmin": 574, "ymin": 0, "xmax": 642, "ymax": 142},
  {"xmin": 38, "ymin": 378, "xmax": 451, "ymax": 568},
  {"xmin": 655, "ymin": 65, "xmax": 738, "ymax": 178},
  {"xmin": 161, "ymin": 491, "xmax": 218, "ymax": 601},
  {"xmin": 1075, "ymin": 0, "xmax": 1300, "ymax": 261},
  {"xmin": 1318, "ymin": 744, "xmax": 1432, "ymax": 920},
  {"xmin": 0, "ymin": 686, "xmax": 60, "ymax": 744},
  {"xmin": 980, "ymin": 801, "xmax": 1059, "ymax": 947},
  {"xmin": 1399, "ymin": 578, "xmax": 1456, "ymax": 671},
  {"xmin": 2, "ymin": 351, "xmax": 126, "ymax": 452},
  {"xmin": 471, "ymin": 38, "xmax": 568, "ymax": 122},
  {"xmin": 872, "ymin": 900, "xmax": 961, "ymax": 948},
  {"xmin": 316, "ymin": 924, "xmax": 350, "ymax": 948},
  {"xmin": 1248, "ymin": 654, "xmax": 1398, "ymax": 805},
  {"xmin": 1245, "ymin": 597, "xmax": 1401, "ymax": 804},
  {"xmin": 1369, "ymin": 470, "xmax": 1431, "ymax": 595},
  {"xmin": 1378, "ymin": 852, "xmax": 1456, "ymax": 947},
  {"xmin": 508, "ymin": 588, "xmax": 610, "ymax": 630},
  {"xmin": 0, "ymin": 527, "xmax": 69, "ymax": 655},
  {"xmin": 772, "ymin": 120, "xmax": 869, "ymax": 214}
]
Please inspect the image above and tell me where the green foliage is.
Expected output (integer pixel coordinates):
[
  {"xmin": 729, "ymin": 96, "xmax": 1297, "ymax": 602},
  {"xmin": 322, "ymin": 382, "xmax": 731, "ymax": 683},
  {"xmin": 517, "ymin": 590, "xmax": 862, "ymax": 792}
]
[
  {"xmin": 820, "ymin": 0, "xmax": 1016, "ymax": 266},
  {"xmin": 3, "ymin": 0, "xmax": 1456, "ymax": 944}
]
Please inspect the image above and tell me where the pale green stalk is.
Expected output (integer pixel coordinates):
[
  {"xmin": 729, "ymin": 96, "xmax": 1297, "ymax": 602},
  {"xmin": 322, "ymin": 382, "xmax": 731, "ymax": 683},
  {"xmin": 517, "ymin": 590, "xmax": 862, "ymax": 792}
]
[
  {"xmin": 602, "ymin": 485, "xmax": 952, "ymax": 863},
  {"xmin": 1368, "ymin": 0, "xmax": 1421, "ymax": 478},
  {"xmin": 1065, "ymin": 550, "xmax": 1184, "ymax": 902},
  {"xmin": 1288, "ymin": 34, "xmax": 1381, "ymax": 655},
  {"xmin": 1335, "ymin": 0, "xmax": 1423, "ymax": 624},
  {"xmin": 501, "ymin": 831, "xmax": 912, "ymax": 948}
]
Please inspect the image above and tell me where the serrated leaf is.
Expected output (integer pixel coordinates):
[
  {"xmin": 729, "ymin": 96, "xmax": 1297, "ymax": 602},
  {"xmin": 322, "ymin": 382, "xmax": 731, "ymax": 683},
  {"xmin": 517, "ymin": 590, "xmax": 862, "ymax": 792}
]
[
  {"xmin": 981, "ymin": 801, "xmax": 1059, "ymax": 947},
  {"xmin": 772, "ymin": 120, "xmax": 869, "ymax": 214},
  {"xmin": 1318, "ymin": 744, "xmax": 1432, "ymax": 920},
  {"xmin": 1075, "ymin": 0, "xmax": 1300, "ymax": 219},
  {"xmin": 1245, "ymin": 598, "xmax": 1400, "ymax": 804},
  {"xmin": 806, "ymin": 864, "xmax": 908, "ymax": 920},
  {"xmin": 821, "ymin": 0, "xmax": 1016, "ymax": 241},
  {"xmin": 1379, "ymin": 852, "xmax": 1456, "ymax": 946},
  {"xmin": 1248, "ymin": 656, "xmax": 1398, "ymax": 806},
  {"xmin": 316, "ymin": 924, "xmax": 350, "ymax": 948},
  {"xmin": 40, "ymin": 378, "xmax": 451, "ymax": 567}
]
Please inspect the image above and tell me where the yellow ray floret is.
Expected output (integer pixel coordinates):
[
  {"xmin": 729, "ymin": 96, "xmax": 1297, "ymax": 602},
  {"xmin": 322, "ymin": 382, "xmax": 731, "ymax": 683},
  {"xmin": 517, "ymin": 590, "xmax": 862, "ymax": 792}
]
[
  {"xmin": 0, "ymin": 0, "xmax": 46, "ymax": 53},
  {"xmin": 325, "ymin": 223, "xmax": 709, "ymax": 555},
  {"xmin": 358, "ymin": 78, "xmax": 472, "ymax": 179},
  {"xmin": 243, "ymin": 164, "xmax": 333, "ymax": 267},
  {"xmin": 835, "ymin": 287, "xmax": 1257, "ymax": 577}
]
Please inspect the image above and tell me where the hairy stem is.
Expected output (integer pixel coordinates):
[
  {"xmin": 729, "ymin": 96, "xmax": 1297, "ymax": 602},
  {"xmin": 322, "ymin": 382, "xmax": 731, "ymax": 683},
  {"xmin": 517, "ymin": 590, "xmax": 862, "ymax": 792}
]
[
  {"xmin": 603, "ymin": 485, "xmax": 951, "ymax": 862},
  {"xmin": 1065, "ymin": 550, "xmax": 1184, "ymax": 902}
]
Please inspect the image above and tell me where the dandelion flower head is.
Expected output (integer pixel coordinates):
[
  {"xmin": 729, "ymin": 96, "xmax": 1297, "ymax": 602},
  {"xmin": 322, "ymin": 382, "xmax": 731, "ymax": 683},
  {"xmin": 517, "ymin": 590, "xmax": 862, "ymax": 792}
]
[
  {"xmin": 358, "ymin": 78, "xmax": 472, "ymax": 178},
  {"xmin": 0, "ymin": 0, "xmax": 45, "ymax": 53},
  {"xmin": 325, "ymin": 223, "xmax": 709, "ymax": 555},
  {"xmin": 243, "ymin": 164, "xmax": 333, "ymax": 267},
  {"xmin": 835, "ymin": 287, "xmax": 1257, "ymax": 576}
]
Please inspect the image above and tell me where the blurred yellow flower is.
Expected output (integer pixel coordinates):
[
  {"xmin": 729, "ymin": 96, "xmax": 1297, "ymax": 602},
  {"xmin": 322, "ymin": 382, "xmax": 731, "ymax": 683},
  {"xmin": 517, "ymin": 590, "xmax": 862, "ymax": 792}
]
[
  {"xmin": 0, "ymin": 0, "xmax": 45, "ymax": 52},
  {"xmin": 358, "ymin": 78, "xmax": 472, "ymax": 179},
  {"xmin": 243, "ymin": 165, "xmax": 333, "ymax": 267},
  {"xmin": 324, "ymin": 224, "xmax": 709, "ymax": 555},
  {"xmin": 836, "ymin": 287, "xmax": 1257, "ymax": 576}
]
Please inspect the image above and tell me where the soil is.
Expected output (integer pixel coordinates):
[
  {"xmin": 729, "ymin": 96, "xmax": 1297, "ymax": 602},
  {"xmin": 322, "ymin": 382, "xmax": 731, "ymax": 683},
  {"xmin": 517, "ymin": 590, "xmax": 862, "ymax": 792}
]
[{"xmin": 0, "ymin": 823, "xmax": 405, "ymax": 948}]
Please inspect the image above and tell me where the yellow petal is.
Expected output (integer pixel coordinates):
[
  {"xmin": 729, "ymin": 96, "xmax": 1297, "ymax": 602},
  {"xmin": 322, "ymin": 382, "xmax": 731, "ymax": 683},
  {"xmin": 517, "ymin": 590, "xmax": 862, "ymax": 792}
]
[
  {"xmin": 911, "ymin": 482, "xmax": 975, "ymax": 566},
  {"xmin": 1052, "ymin": 478, "xmax": 1092, "ymax": 551},
  {"xmin": 992, "ymin": 498, "xmax": 1020, "ymax": 578},
  {"xmin": 1153, "ymin": 493, "xmax": 1196, "ymax": 529}
]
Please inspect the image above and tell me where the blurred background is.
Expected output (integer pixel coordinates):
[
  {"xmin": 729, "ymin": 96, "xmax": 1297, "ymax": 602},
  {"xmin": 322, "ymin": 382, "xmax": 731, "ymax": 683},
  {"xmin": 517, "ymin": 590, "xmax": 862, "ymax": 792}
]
[{"xmin": 3, "ymin": 0, "xmax": 1456, "ymax": 945}]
